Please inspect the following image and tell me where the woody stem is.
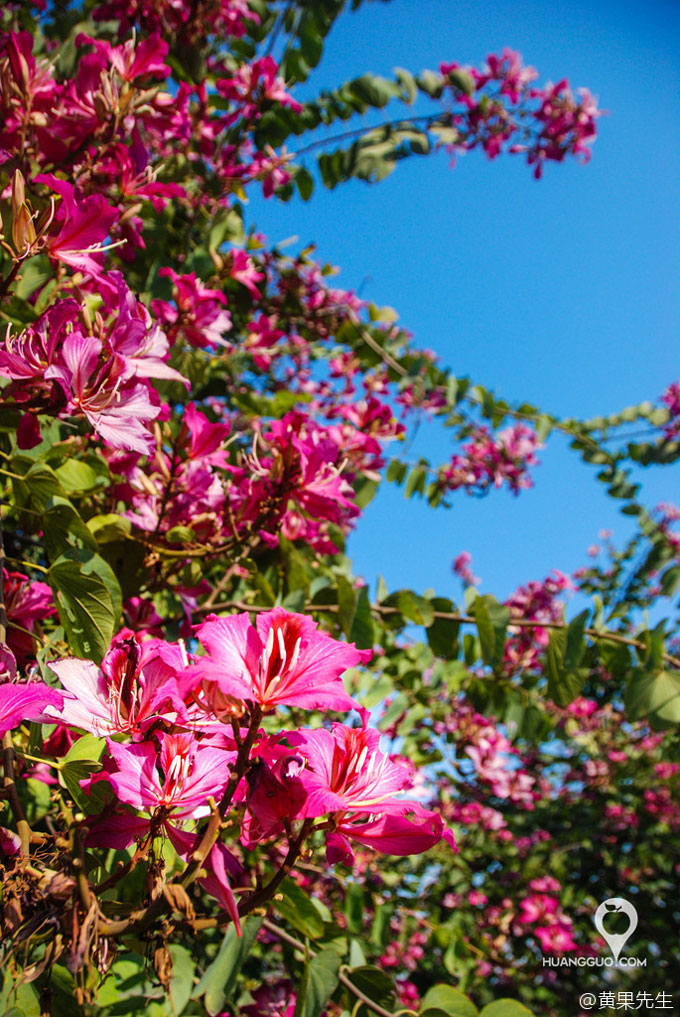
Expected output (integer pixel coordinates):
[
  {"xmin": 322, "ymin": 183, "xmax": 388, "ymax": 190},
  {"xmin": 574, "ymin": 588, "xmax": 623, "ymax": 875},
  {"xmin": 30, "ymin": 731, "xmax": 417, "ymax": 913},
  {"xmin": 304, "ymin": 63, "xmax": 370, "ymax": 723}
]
[
  {"xmin": 0, "ymin": 509, "xmax": 31, "ymax": 857},
  {"xmin": 238, "ymin": 818, "xmax": 315, "ymax": 917}
]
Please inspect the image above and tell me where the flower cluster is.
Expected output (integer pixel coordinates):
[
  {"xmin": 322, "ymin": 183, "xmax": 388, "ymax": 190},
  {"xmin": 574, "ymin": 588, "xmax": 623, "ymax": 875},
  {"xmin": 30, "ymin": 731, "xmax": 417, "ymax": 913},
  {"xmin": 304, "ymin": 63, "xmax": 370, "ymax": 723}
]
[
  {"xmin": 438, "ymin": 424, "xmax": 541, "ymax": 496},
  {"xmin": 440, "ymin": 48, "xmax": 601, "ymax": 177},
  {"xmin": 0, "ymin": 272, "xmax": 183, "ymax": 453},
  {"xmin": 504, "ymin": 570, "xmax": 573, "ymax": 672},
  {"xmin": 17, "ymin": 608, "xmax": 455, "ymax": 939},
  {"xmin": 661, "ymin": 380, "xmax": 680, "ymax": 439}
]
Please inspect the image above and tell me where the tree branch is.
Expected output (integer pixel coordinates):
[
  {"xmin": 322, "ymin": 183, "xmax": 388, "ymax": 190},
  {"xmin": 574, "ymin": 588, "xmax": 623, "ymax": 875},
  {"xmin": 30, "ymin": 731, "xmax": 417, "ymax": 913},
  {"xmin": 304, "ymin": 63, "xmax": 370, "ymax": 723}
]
[
  {"xmin": 261, "ymin": 918, "xmax": 401, "ymax": 1017},
  {"xmin": 197, "ymin": 599, "xmax": 680, "ymax": 669}
]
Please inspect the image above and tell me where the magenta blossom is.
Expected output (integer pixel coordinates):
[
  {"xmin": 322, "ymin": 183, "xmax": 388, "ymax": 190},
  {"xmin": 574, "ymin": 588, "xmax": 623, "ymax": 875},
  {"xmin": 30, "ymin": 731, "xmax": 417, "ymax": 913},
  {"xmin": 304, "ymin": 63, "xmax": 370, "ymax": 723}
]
[
  {"xmin": 286, "ymin": 725, "xmax": 456, "ymax": 863},
  {"xmin": 0, "ymin": 682, "xmax": 64, "ymax": 737},
  {"xmin": 2, "ymin": 569, "xmax": 55, "ymax": 667},
  {"xmin": 193, "ymin": 607, "xmax": 370, "ymax": 713},
  {"xmin": 47, "ymin": 331, "xmax": 160, "ymax": 454},
  {"xmin": 106, "ymin": 732, "xmax": 233, "ymax": 820},
  {"xmin": 49, "ymin": 636, "xmax": 184, "ymax": 737},
  {"xmin": 35, "ymin": 173, "xmax": 118, "ymax": 279},
  {"xmin": 153, "ymin": 268, "xmax": 232, "ymax": 349}
]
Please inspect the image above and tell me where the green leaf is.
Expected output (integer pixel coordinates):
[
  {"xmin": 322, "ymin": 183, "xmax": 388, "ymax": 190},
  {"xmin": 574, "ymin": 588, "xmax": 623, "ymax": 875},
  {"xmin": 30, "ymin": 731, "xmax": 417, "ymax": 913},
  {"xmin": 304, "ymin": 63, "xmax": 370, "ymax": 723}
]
[
  {"xmin": 394, "ymin": 66, "xmax": 417, "ymax": 103},
  {"xmin": 427, "ymin": 597, "xmax": 460, "ymax": 658},
  {"xmin": 48, "ymin": 549, "xmax": 122, "ymax": 663},
  {"xmin": 564, "ymin": 609, "xmax": 589, "ymax": 669},
  {"xmin": 382, "ymin": 590, "xmax": 434, "ymax": 627},
  {"xmin": 348, "ymin": 73, "xmax": 398, "ymax": 108},
  {"xmin": 386, "ymin": 459, "xmax": 407, "ymax": 485},
  {"xmin": 405, "ymin": 464, "xmax": 427, "ymax": 498},
  {"xmin": 0, "ymin": 973, "xmax": 41, "ymax": 1017},
  {"xmin": 296, "ymin": 167, "xmax": 314, "ymax": 200},
  {"xmin": 58, "ymin": 734, "xmax": 107, "ymax": 812},
  {"xmin": 420, "ymin": 986, "xmax": 479, "ymax": 1017},
  {"xmin": 86, "ymin": 513, "xmax": 132, "ymax": 544},
  {"xmin": 282, "ymin": 589, "xmax": 307, "ymax": 613},
  {"xmin": 479, "ymin": 1001, "xmax": 534, "ymax": 1017},
  {"xmin": 444, "ymin": 68, "xmax": 476, "ymax": 95},
  {"xmin": 350, "ymin": 586, "xmax": 375, "ymax": 650},
  {"xmin": 42, "ymin": 496, "xmax": 98, "ymax": 558},
  {"xmin": 166, "ymin": 525, "xmax": 195, "ymax": 544},
  {"xmin": 417, "ymin": 69, "xmax": 445, "ymax": 97},
  {"xmin": 360, "ymin": 672, "xmax": 393, "ymax": 709},
  {"xmin": 293, "ymin": 949, "xmax": 341, "ymax": 1017},
  {"xmin": 473, "ymin": 596, "xmax": 509, "ymax": 669},
  {"xmin": 13, "ymin": 255, "xmax": 52, "ymax": 300},
  {"xmin": 344, "ymin": 967, "xmax": 394, "ymax": 1015},
  {"xmin": 660, "ymin": 565, "xmax": 680, "ymax": 597},
  {"xmin": 625, "ymin": 669, "xmax": 680, "ymax": 726},
  {"xmin": 545, "ymin": 626, "xmax": 587, "ymax": 707},
  {"xmin": 193, "ymin": 917, "xmax": 262, "ymax": 1016},
  {"xmin": 11, "ymin": 457, "xmax": 63, "ymax": 509},
  {"xmin": 275, "ymin": 878, "xmax": 325, "ymax": 940},
  {"xmin": 55, "ymin": 459, "xmax": 100, "ymax": 494},
  {"xmin": 147, "ymin": 946, "xmax": 195, "ymax": 1017},
  {"xmin": 344, "ymin": 884, "xmax": 364, "ymax": 935},
  {"xmin": 337, "ymin": 575, "xmax": 357, "ymax": 637}
]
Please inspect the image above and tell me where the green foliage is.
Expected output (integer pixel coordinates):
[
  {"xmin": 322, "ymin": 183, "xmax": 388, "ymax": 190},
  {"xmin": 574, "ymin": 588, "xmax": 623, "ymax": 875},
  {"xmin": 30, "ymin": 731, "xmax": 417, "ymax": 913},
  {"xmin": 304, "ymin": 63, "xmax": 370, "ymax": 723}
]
[
  {"xmin": 193, "ymin": 918, "xmax": 263, "ymax": 1016},
  {"xmin": 293, "ymin": 949, "xmax": 341, "ymax": 1017},
  {"xmin": 421, "ymin": 985, "xmax": 479, "ymax": 1016},
  {"xmin": 48, "ymin": 549, "xmax": 122, "ymax": 663}
]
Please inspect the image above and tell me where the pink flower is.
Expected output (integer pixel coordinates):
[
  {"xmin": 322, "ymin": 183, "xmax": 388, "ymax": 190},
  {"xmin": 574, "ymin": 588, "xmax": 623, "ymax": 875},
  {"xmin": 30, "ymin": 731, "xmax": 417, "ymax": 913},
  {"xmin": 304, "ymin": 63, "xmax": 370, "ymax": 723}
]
[
  {"xmin": 153, "ymin": 268, "xmax": 232, "ymax": 349},
  {"xmin": 183, "ymin": 403, "xmax": 230, "ymax": 467},
  {"xmin": 440, "ymin": 424, "xmax": 541, "ymax": 496},
  {"xmin": 0, "ymin": 826, "xmax": 21, "ymax": 857},
  {"xmin": 534, "ymin": 923, "xmax": 578, "ymax": 953},
  {"xmin": 529, "ymin": 876, "xmax": 561, "ymax": 893},
  {"xmin": 228, "ymin": 249, "xmax": 264, "ymax": 299},
  {"xmin": 106, "ymin": 732, "xmax": 233, "ymax": 819},
  {"xmin": 241, "ymin": 743, "xmax": 308, "ymax": 847},
  {"xmin": 517, "ymin": 893, "xmax": 560, "ymax": 924},
  {"xmin": 661, "ymin": 381, "xmax": 680, "ymax": 439},
  {"xmin": 35, "ymin": 174, "xmax": 118, "ymax": 278},
  {"xmin": 50, "ymin": 331, "xmax": 160, "ymax": 454},
  {"xmin": 241, "ymin": 981, "xmax": 296, "ymax": 1017},
  {"xmin": 216, "ymin": 56, "xmax": 301, "ymax": 123},
  {"xmin": 49, "ymin": 636, "xmax": 184, "ymax": 737},
  {"xmin": 453, "ymin": 551, "xmax": 481, "ymax": 587},
  {"xmin": 193, "ymin": 607, "xmax": 370, "ymax": 713},
  {"xmin": 0, "ymin": 682, "xmax": 64, "ymax": 736},
  {"xmin": 3, "ymin": 570, "xmax": 55, "ymax": 667},
  {"xmin": 75, "ymin": 32, "xmax": 169, "ymax": 82},
  {"xmin": 286, "ymin": 725, "xmax": 456, "ymax": 861},
  {"xmin": 105, "ymin": 271, "xmax": 187, "ymax": 385}
]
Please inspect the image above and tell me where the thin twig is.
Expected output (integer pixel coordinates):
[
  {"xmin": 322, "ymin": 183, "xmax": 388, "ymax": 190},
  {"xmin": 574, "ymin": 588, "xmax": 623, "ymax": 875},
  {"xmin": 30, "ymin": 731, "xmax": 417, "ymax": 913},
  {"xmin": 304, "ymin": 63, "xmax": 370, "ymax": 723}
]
[
  {"xmin": 197, "ymin": 599, "xmax": 680, "ymax": 669},
  {"xmin": 0, "ymin": 508, "xmax": 31, "ymax": 857},
  {"xmin": 261, "ymin": 918, "xmax": 400, "ymax": 1017}
]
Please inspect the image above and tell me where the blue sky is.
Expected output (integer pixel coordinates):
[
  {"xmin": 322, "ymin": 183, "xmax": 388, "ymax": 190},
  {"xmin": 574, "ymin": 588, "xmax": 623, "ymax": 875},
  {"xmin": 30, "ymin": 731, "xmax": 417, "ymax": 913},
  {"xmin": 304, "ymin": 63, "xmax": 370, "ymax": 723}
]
[{"xmin": 250, "ymin": 0, "xmax": 680, "ymax": 606}]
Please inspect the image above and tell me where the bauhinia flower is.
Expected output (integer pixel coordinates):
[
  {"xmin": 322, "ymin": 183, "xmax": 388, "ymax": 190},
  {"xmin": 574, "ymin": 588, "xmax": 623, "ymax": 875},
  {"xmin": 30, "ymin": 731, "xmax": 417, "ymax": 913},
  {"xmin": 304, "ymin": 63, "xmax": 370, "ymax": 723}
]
[
  {"xmin": 35, "ymin": 173, "xmax": 119, "ymax": 279},
  {"xmin": 47, "ymin": 331, "xmax": 160, "ymax": 454},
  {"xmin": 0, "ymin": 682, "xmax": 64, "ymax": 737},
  {"xmin": 49, "ymin": 636, "xmax": 185, "ymax": 737},
  {"xmin": 106, "ymin": 732, "xmax": 233, "ymax": 820},
  {"xmin": 286, "ymin": 724, "xmax": 456, "ymax": 863},
  {"xmin": 192, "ymin": 607, "xmax": 370, "ymax": 713},
  {"xmin": 2, "ymin": 569, "xmax": 55, "ymax": 667}
]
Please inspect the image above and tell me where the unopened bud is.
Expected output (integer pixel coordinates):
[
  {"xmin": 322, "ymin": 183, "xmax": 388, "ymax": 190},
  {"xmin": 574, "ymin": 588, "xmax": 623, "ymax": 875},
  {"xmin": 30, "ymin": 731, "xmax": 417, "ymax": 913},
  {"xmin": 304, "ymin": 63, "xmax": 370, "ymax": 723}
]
[
  {"xmin": 11, "ymin": 169, "xmax": 26, "ymax": 213},
  {"xmin": 11, "ymin": 202, "xmax": 36, "ymax": 255},
  {"xmin": 7, "ymin": 35, "xmax": 30, "ymax": 92}
]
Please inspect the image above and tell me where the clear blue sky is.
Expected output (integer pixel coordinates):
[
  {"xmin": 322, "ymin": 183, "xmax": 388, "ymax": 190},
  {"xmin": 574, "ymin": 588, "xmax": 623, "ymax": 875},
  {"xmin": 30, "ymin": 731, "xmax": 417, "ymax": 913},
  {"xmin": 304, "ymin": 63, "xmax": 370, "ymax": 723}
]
[{"xmin": 250, "ymin": 0, "xmax": 680, "ymax": 605}]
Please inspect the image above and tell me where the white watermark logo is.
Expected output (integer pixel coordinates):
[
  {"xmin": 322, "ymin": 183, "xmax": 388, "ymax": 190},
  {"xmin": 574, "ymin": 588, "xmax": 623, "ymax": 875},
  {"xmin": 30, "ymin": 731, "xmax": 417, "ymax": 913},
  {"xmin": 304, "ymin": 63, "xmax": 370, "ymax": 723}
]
[
  {"xmin": 594, "ymin": 897, "xmax": 638, "ymax": 963},
  {"xmin": 541, "ymin": 895, "xmax": 647, "ymax": 968}
]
